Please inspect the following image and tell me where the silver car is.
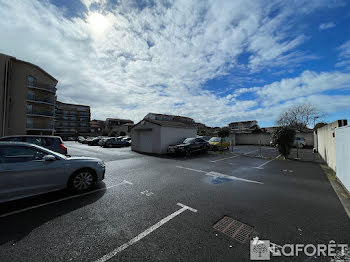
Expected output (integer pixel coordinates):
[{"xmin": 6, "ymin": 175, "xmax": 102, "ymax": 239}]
[{"xmin": 0, "ymin": 142, "xmax": 105, "ymax": 203}]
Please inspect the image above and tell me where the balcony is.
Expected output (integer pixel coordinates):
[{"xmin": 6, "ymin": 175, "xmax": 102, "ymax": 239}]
[
  {"xmin": 28, "ymin": 82, "xmax": 56, "ymax": 93},
  {"xmin": 78, "ymin": 112, "xmax": 90, "ymax": 116},
  {"xmin": 27, "ymin": 94, "xmax": 55, "ymax": 105},
  {"xmin": 26, "ymin": 123, "xmax": 54, "ymax": 130},
  {"xmin": 27, "ymin": 108, "xmax": 54, "ymax": 118}
]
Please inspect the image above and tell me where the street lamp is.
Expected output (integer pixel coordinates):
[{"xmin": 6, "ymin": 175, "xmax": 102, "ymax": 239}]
[{"xmin": 313, "ymin": 116, "xmax": 319, "ymax": 128}]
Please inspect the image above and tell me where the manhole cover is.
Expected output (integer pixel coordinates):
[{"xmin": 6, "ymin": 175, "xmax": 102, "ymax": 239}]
[{"xmin": 213, "ymin": 216, "xmax": 254, "ymax": 243}]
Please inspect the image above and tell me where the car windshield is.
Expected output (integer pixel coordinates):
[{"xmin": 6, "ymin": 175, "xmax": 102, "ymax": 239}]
[
  {"xmin": 209, "ymin": 137, "xmax": 220, "ymax": 142},
  {"xmin": 183, "ymin": 138, "xmax": 195, "ymax": 143}
]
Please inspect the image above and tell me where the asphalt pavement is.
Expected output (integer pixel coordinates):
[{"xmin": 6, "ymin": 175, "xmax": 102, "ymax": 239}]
[{"xmin": 0, "ymin": 142, "xmax": 349, "ymax": 262}]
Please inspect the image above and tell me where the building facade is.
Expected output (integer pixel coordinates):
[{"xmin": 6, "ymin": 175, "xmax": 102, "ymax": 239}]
[
  {"xmin": 0, "ymin": 53, "xmax": 58, "ymax": 137},
  {"xmin": 54, "ymin": 101, "xmax": 91, "ymax": 139},
  {"xmin": 104, "ymin": 118, "xmax": 134, "ymax": 136},
  {"xmin": 90, "ymin": 119, "xmax": 105, "ymax": 136},
  {"xmin": 228, "ymin": 120, "xmax": 259, "ymax": 133}
]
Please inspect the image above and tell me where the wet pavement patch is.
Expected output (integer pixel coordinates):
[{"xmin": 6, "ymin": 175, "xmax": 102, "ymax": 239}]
[{"xmin": 211, "ymin": 177, "xmax": 233, "ymax": 184}]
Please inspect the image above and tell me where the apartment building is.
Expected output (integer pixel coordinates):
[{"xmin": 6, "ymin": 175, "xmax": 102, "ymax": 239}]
[
  {"xmin": 228, "ymin": 120, "xmax": 260, "ymax": 133},
  {"xmin": 90, "ymin": 119, "xmax": 105, "ymax": 136},
  {"xmin": 0, "ymin": 53, "xmax": 58, "ymax": 137},
  {"xmin": 105, "ymin": 118, "xmax": 134, "ymax": 136},
  {"xmin": 55, "ymin": 101, "xmax": 91, "ymax": 139}
]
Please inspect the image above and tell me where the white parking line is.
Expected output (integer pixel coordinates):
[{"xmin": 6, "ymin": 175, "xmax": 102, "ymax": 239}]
[
  {"xmin": 253, "ymin": 154, "xmax": 281, "ymax": 169},
  {"xmin": 0, "ymin": 180, "xmax": 133, "ymax": 218},
  {"xmin": 94, "ymin": 203, "xmax": 197, "ymax": 262},
  {"xmin": 210, "ymin": 149, "xmax": 259, "ymax": 163},
  {"xmin": 176, "ymin": 166, "xmax": 263, "ymax": 185}
]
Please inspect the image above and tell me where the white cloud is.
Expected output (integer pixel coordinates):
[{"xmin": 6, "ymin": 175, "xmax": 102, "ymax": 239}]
[
  {"xmin": 319, "ymin": 22, "xmax": 336, "ymax": 30},
  {"xmin": 0, "ymin": 0, "xmax": 347, "ymax": 126},
  {"xmin": 336, "ymin": 40, "xmax": 350, "ymax": 70}
]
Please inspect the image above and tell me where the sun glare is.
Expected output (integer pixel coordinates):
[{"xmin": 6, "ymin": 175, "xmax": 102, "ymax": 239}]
[{"xmin": 88, "ymin": 13, "xmax": 110, "ymax": 34}]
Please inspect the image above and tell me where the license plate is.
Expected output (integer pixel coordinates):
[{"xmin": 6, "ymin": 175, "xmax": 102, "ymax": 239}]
[{"xmin": 169, "ymin": 148, "xmax": 175, "ymax": 152}]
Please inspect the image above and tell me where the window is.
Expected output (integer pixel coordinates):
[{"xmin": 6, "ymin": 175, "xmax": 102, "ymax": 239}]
[
  {"xmin": 0, "ymin": 146, "xmax": 47, "ymax": 163},
  {"xmin": 27, "ymin": 76, "xmax": 35, "ymax": 87},
  {"xmin": 24, "ymin": 137, "xmax": 48, "ymax": 147}
]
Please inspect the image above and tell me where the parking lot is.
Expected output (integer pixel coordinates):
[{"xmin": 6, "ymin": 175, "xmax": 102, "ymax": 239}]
[{"xmin": 0, "ymin": 142, "xmax": 349, "ymax": 262}]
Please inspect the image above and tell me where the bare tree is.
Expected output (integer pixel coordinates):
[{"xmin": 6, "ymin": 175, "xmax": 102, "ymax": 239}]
[{"xmin": 276, "ymin": 103, "xmax": 320, "ymax": 130}]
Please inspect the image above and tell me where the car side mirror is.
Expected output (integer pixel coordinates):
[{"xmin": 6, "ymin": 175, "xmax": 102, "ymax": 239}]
[{"xmin": 43, "ymin": 155, "xmax": 56, "ymax": 161}]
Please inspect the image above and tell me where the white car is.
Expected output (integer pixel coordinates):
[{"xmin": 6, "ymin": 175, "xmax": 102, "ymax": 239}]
[
  {"xmin": 0, "ymin": 142, "xmax": 105, "ymax": 203},
  {"xmin": 293, "ymin": 137, "xmax": 306, "ymax": 148}
]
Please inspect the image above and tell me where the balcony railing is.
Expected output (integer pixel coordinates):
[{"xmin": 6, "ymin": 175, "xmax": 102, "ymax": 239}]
[
  {"xmin": 28, "ymin": 82, "xmax": 56, "ymax": 93},
  {"xmin": 26, "ymin": 109, "xmax": 54, "ymax": 117},
  {"xmin": 27, "ymin": 94, "xmax": 55, "ymax": 105}
]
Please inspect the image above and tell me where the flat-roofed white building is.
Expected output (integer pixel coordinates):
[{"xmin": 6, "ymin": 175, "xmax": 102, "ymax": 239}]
[{"xmin": 131, "ymin": 113, "xmax": 197, "ymax": 154}]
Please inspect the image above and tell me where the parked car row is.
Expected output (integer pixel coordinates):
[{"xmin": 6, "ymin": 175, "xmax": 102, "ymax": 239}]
[
  {"xmin": 77, "ymin": 136, "xmax": 132, "ymax": 148},
  {"xmin": 167, "ymin": 136, "xmax": 231, "ymax": 155}
]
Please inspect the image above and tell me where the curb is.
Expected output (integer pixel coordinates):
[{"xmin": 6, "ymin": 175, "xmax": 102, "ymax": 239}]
[{"xmin": 320, "ymin": 164, "xmax": 350, "ymax": 220}]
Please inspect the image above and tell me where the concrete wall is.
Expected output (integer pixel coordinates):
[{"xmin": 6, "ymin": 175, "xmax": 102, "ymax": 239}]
[
  {"xmin": 235, "ymin": 133, "xmax": 272, "ymax": 145},
  {"xmin": 317, "ymin": 121, "xmax": 338, "ymax": 171},
  {"xmin": 234, "ymin": 132, "xmax": 314, "ymax": 146},
  {"xmin": 297, "ymin": 133, "xmax": 314, "ymax": 146},
  {"xmin": 160, "ymin": 126, "xmax": 197, "ymax": 154},
  {"xmin": 335, "ymin": 126, "xmax": 350, "ymax": 192}
]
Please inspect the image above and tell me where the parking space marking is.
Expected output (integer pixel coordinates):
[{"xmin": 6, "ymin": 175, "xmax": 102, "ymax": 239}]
[
  {"xmin": 176, "ymin": 166, "xmax": 263, "ymax": 185},
  {"xmin": 0, "ymin": 180, "xmax": 133, "ymax": 218},
  {"xmin": 95, "ymin": 203, "xmax": 197, "ymax": 262},
  {"xmin": 210, "ymin": 155, "xmax": 239, "ymax": 163},
  {"xmin": 253, "ymin": 154, "xmax": 281, "ymax": 169},
  {"xmin": 210, "ymin": 149, "xmax": 258, "ymax": 163},
  {"xmin": 176, "ymin": 166, "xmax": 207, "ymax": 173}
]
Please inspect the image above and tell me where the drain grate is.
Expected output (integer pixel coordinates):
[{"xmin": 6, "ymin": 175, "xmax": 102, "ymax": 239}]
[{"xmin": 213, "ymin": 216, "xmax": 254, "ymax": 243}]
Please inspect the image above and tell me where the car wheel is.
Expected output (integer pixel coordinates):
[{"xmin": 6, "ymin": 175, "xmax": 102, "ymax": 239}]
[
  {"xmin": 185, "ymin": 149, "xmax": 191, "ymax": 157},
  {"xmin": 68, "ymin": 169, "xmax": 95, "ymax": 192},
  {"xmin": 299, "ymin": 144, "xmax": 304, "ymax": 149},
  {"xmin": 109, "ymin": 144, "xmax": 113, "ymax": 148}
]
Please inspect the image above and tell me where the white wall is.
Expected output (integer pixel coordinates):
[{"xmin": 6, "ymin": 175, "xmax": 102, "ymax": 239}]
[
  {"xmin": 335, "ymin": 125, "xmax": 350, "ymax": 192},
  {"xmin": 160, "ymin": 126, "xmax": 197, "ymax": 154},
  {"xmin": 317, "ymin": 121, "xmax": 338, "ymax": 171},
  {"xmin": 131, "ymin": 121, "xmax": 158, "ymax": 153}
]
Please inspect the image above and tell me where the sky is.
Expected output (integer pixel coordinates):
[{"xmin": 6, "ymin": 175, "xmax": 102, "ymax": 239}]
[{"xmin": 0, "ymin": 0, "xmax": 349, "ymax": 127}]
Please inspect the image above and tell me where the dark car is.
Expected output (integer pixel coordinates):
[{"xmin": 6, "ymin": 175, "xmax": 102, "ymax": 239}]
[
  {"xmin": 88, "ymin": 137, "xmax": 101, "ymax": 146},
  {"xmin": 121, "ymin": 137, "xmax": 131, "ymax": 146},
  {"xmin": 103, "ymin": 137, "xmax": 129, "ymax": 148},
  {"xmin": 167, "ymin": 137, "xmax": 209, "ymax": 156},
  {"xmin": 0, "ymin": 135, "xmax": 68, "ymax": 155},
  {"xmin": 197, "ymin": 136, "xmax": 211, "ymax": 142},
  {"xmin": 83, "ymin": 137, "xmax": 94, "ymax": 144}
]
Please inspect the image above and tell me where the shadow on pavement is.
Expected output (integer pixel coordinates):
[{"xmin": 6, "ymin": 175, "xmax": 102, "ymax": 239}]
[{"xmin": 0, "ymin": 182, "xmax": 106, "ymax": 245}]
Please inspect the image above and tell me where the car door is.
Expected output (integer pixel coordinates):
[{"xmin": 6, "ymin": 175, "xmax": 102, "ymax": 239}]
[
  {"xmin": 0, "ymin": 145, "xmax": 66, "ymax": 202},
  {"xmin": 194, "ymin": 138, "xmax": 205, "ymax": 151}
]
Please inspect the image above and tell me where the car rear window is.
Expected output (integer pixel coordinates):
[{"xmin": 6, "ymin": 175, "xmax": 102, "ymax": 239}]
[{"xmin": 24, "ymin": 137, "xmax": 46, "ymax": 147}]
